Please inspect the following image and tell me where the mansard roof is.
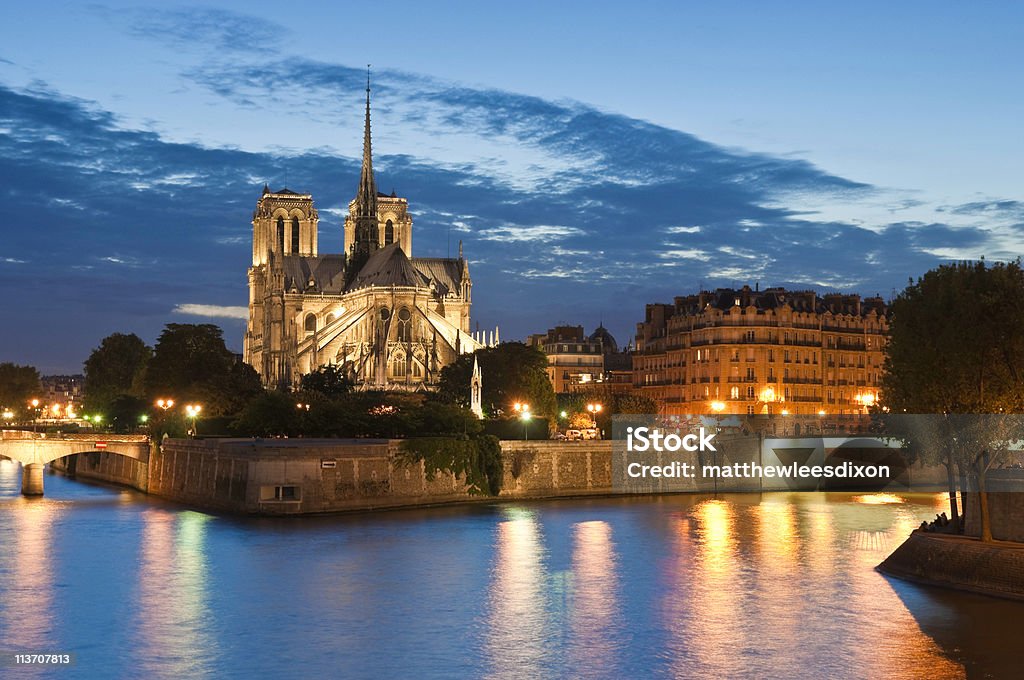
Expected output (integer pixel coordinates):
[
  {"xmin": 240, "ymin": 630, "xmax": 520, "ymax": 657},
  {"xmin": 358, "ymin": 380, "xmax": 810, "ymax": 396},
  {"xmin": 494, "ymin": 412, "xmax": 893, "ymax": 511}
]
[{"xmin": 281, "ymin": 255, "xmax": 347, "ymax": 294}]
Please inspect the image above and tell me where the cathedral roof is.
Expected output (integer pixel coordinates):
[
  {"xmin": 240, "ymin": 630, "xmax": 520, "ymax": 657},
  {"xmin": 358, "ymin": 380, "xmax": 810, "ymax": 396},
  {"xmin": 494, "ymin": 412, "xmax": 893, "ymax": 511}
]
[
  {"xmin": 347, "ymin": 243, "xmax": 429, "ymax": 290},
  {"xmin": 412, "ymin": 257, "xmax": 464, "ymax": 296},
  {"xmin": 281, "ymin": 255, "xmax": 347, "ymax": 294}
]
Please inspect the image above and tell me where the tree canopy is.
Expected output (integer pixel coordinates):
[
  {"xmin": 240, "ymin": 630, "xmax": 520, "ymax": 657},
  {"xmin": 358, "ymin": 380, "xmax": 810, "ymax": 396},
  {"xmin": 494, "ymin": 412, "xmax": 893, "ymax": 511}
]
[
  {"xmin": 144, "ymin": 323, "xmax": 262, "ymax": 416},
  {"xmin": 83, "ymin": 333, "xmax": 151, "ymax": 413},
  {"xmin": 437, "ymin": 342, "xmax": 556, "ymax": 418},
  {"xmin": 0, "ymin": 362, "xmax": 41, "ymax": 413},
  {"xmin": 882, "ymin": 260, "xmax": 1024, "ymax": 414}
]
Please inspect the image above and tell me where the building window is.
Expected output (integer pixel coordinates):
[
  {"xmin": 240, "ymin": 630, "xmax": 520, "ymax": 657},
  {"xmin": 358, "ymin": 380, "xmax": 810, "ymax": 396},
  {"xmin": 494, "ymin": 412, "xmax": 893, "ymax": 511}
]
[
  {"xmin": 276, "ymin": 216, "xmax": 285, "ymax": 252},
  {"xmin": 747, "ymin": 386, "xmax": 755, "ymax": 399},
  {"xmin": 260, "ymin": 485, "xmax": 301, "ymax": 502},
  {"xmin": 291, "ymin": 217, "xmax": 300, "ymax": 253},
  {"xmin": 397, "ymin": 307, "xmax": 412, "ymax": 342},
  {"xmin": 304, "ymin": 313, "xmax": 316, "ymax": 333},
  {"xmin": 393, "ymin": 355, "xmax": 406, "ymax": 377},
  {"xmin": 730, "ymin": 386, "xmax": 740, "ymax": 399},
  {"xmin": 385, "ymin": 219, "xmax": 395, "ymax": 245}
]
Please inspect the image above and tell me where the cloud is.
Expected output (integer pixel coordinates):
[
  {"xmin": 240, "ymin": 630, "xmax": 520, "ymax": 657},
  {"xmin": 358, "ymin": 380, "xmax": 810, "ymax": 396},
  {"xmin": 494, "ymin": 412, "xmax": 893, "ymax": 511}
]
[
  {"xmin": 479, "ymin": 225, "xmax": 584, "ymax": 243},
  {"xmin": 172, "ymin": 304, "xmax": 249, "ymax": 320},
  {"xmin": 2, "ymin": 58, "xmax": 1023, "ymax": 370},
  {"xmin": 125, "ymin": 7, "xmax": 286, "ymax": 54}
]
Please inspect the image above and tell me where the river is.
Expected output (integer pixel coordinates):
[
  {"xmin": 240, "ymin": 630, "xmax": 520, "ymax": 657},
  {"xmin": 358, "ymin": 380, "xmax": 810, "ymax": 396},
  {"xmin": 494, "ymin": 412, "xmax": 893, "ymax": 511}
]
[{"xmin": 0, "ymin": 459, "xmax": 1020, "ymax": 679}]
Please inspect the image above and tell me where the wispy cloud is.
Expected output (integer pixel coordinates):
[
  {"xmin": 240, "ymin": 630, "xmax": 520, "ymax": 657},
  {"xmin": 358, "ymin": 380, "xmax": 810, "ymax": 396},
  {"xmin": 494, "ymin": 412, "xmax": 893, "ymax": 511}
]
[
  {"xmin": 173, "ymin": 304, "xmax": 249, "ymax": 320},
  {"xmin": 125, "ymin": 7, "xmax": 286, "ymax": 55}
]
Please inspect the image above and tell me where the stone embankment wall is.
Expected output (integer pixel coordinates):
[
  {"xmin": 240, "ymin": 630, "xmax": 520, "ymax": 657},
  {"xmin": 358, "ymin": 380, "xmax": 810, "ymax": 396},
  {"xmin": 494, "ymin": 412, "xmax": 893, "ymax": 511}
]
[
  {"xmin": 878, "ymin": 531, "xmax": 1024, "ymax": 600},
  {"xmin": 141, "ymin": 439, "xmax": 617, "ymax": 515},
  {"xmin": 51, "ymin": 449, "xmax": 150, "ymax": 493},
  {"xmin": 962, "ymin": 470, "xmax": 1024, "ymax": 542}
]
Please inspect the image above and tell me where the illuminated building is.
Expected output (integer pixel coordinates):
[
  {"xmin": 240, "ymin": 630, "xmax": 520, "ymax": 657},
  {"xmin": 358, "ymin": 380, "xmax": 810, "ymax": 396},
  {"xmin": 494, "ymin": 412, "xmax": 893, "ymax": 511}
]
[
  {"xmin": 633, "ymin": 286, "xmax": 888, "ymax": 415},
  {"xmin": 244, "ymin": 78, "xmax": 495, "ymax": 389}
]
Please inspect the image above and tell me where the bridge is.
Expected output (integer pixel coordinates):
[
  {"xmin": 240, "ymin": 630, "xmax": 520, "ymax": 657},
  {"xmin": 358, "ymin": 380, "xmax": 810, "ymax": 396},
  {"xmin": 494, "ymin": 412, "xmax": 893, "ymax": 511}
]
[{"xmin": 0, "ymin": 431, "xmax": 150, "ymax": 496}]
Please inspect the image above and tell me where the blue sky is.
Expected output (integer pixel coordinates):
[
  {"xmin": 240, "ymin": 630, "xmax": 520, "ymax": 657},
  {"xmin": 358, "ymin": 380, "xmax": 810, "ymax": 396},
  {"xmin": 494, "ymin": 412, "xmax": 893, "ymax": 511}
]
[{"xmin": 2, "ymin": 1, "xmax": 1023, "ymax": 373}]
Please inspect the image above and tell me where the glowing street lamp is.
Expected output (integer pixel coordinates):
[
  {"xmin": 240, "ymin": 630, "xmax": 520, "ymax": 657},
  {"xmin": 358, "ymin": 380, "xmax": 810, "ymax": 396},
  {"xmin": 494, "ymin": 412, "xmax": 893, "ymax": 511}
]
[
  {"xmin": 155, "ymin": 398, "xmax": 175, "ymax": 411},
  {"xmin": 513, "ymin": 402, "xmax": 531, "ymax": 440},
  {"xmin": 710, "ymin": 400, "xmax": 726, "ymax": 413},
  {"xmin": 185, "ymin": 404, "xmax": 202, "ymax": 438}
]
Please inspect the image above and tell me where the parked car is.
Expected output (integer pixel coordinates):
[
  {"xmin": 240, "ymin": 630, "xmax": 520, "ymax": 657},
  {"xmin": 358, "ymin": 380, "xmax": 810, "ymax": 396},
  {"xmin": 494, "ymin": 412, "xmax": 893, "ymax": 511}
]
[
  {"xmin": 581, "ymin": 428, "xmax": 600, "ymax": 440},
  {"xmin": 550, "ymin": 431, "xmax": 567, "ymax": 441},
  {"xmin": 565, "ymin": 429, "xmax": 583, "ymax": 441}
]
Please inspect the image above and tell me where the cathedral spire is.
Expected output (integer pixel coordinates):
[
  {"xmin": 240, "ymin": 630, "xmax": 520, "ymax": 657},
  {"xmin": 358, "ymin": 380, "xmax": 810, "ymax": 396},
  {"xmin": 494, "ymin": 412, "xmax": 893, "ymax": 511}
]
[{"xmin": 355, "ymin": 65, "xmax": 377, "ymax": 220}]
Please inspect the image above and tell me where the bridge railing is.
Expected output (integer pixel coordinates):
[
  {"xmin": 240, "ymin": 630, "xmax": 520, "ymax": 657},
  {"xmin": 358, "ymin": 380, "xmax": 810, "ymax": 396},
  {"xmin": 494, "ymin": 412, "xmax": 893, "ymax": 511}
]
[{"xmin": 1, "ymin": 429, "xmax": 149, "ymax": 443}]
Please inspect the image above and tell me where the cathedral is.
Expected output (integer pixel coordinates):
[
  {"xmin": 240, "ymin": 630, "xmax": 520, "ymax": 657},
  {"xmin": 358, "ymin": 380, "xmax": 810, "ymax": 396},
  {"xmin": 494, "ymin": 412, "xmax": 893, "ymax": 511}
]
[{"xmin": 244, "ymin": 80, "xmax": 495, "ymax": 390}]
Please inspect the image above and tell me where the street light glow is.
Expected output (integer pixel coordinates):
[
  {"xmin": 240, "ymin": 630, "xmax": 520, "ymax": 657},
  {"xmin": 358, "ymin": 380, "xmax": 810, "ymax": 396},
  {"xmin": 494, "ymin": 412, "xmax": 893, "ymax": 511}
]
[{"xmin": 710, "ymin": 401, "xmax": 726, "ymax": 413}]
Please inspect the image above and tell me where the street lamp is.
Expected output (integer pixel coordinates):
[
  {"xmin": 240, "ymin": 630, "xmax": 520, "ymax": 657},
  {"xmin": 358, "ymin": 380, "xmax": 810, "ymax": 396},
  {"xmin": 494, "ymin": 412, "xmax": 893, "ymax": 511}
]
[
  {"xmin": 156, "ymin": 398, "xmax": 175, "ymax": 411},
  {"xmin": 514, "ymin": 402, "xmax": 531, "ymax": 440},
  {"xmin": 710, "ymin": 400, "xmax": 726, "ymax": 413},
  {"xmin": 185, "ymin": 404, "xmax": 202, "ymax": 438},
  {"xmin": 29, "ymin": 398, "xmax": 40, "ymax": 433}
]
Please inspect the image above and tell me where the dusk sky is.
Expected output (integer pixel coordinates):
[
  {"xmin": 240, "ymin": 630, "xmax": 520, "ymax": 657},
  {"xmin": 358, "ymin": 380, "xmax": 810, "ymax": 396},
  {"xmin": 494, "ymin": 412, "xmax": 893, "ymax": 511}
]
[{"xmin": 2, "ymin": 1, "xmax": 1023, "ymax": 373}]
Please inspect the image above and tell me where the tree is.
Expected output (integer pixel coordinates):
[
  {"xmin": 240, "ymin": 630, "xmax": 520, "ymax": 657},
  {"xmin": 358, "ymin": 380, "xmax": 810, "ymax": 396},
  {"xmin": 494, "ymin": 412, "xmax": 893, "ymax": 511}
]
[
  {"xmin": 0, "ymin": 362, "xmax": 41, "ymax": 415},
  {"xmin": 437, "ymin": 342, "xmax": 557, "ymax": 418},
  {"xmin": 108, "ymin": 394, "xmax": 148, "ymax": 434},
  {"xmin": 300, "ymin": 364, "xmax": 354, "ymax": 398},
  {"xmin": 83, "ymin": 333, "xmax": 151, "ymax": 413},
  {"xmin": 232, "ymin": 391, "xmax": 302, "ymax": 437},
  {"xmin": 144, "ymin": 324, "xmax": 262, "ymax": 417},
  {"xmin": 881, "ymin": 260, "xmax": 1024, "ymax": 540}
]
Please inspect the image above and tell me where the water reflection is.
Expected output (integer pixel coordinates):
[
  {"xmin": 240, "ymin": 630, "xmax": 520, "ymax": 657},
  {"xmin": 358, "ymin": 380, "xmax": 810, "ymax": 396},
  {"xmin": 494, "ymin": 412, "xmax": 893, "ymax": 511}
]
[
  {"xmin": 1, "ymin": 472, "xmax": 1022, "ymax": 679},
  {"xmin": 134, "ymin": 509, "xmax": 217, "ymax": 678},
  {"xmin": 0, "ymin": 499, "xmax": 57, "ymax": 654},
  {"xmin": 568, "ymin": 521, "xmax": 620, "ymax": 677},
  {"xmin": 484, "ymin": 508, "xmax": 551, "ymax": 679}
]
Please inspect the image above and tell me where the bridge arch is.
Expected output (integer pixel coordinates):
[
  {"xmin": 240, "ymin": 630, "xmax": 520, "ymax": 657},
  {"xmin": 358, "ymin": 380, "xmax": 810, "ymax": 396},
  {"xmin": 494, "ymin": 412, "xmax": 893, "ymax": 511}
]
[{"xmin": 0, "ymin": 434, "xmax": 150, "ymax": 496}]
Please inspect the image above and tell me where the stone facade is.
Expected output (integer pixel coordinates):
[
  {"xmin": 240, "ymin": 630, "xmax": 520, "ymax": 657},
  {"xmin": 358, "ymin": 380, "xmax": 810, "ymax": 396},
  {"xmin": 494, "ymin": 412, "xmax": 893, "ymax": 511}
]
[
  {"xmin": 634, "ymin": 285, "xmax": 889, "ymax": 415},
  {"xmin": 244, "ymin": 82, "xmax": 495, "ymax": 390}
]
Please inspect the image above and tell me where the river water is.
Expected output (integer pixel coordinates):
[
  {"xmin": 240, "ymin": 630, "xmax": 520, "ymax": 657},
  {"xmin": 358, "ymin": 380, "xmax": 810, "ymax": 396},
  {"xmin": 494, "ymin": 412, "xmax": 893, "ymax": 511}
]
[{"xmin": 0, "ymin": 460, "xmax": 1020, "ymax": 679}]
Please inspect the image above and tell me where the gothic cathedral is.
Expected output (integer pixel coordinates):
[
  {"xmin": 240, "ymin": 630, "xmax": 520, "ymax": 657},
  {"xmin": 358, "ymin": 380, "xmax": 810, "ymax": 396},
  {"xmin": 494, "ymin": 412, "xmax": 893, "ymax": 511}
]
[{"xmin": 244, "ymin": 79, "xmax": 496, "ymax": 389}]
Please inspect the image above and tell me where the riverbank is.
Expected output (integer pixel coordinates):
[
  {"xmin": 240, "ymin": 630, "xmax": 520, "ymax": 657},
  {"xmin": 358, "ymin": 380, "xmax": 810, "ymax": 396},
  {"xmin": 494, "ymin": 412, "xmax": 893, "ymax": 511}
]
[
  {"xmin": 878, "ymin": 531, "xmax": 1024, "ymax": 601},
  {"xmin": 43, "ymin": 434, "xmax": 947, "ymax": 515}
]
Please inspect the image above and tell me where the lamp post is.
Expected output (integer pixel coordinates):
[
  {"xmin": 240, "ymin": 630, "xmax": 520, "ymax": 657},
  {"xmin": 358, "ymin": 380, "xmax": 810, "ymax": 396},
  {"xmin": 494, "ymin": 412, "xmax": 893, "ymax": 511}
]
[
  {"xmin": 586, "ymin": 403, "xmax": 603, "ymax": 438},
  {"xmin": 185, "ymin": 404, "xmax": 202, "ymax": 438},
  {"xmin": 29, "ymin": 398, "xmax": 40, "ymax": 433},
  {"xmin": 514, "ymin": 402, "xmax": 531, "ymax": 440}
]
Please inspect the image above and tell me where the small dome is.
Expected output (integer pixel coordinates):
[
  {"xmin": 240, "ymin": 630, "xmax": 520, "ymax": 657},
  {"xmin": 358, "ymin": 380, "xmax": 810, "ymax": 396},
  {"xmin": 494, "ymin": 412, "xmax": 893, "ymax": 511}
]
[{"xmin": 589, "ymin": 325, "xmax": 618, "ymax": 353}]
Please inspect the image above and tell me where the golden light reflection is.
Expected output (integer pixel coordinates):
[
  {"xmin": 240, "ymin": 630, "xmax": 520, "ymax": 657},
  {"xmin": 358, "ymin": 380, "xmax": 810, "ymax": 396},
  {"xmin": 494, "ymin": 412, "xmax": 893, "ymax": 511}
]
[
  {"xmin": 841, "ymin": 494, "xmax": 961, "ymax": 677},
  {"xmin": 0, "ymin": 499, "xmax": 57, "ymax": 652},
  {"xmin": 136, "ymin": 509, "xmax": 216, "ymax": 677},
  {"xmin": 852, "ymin": 493, "xmax": 906, "ymax": 505},
  {"xmin": 485, "ymin": 509, "xmax": 550, "ymax": 679},
  {"xmin": 569, "ymin": 521, "xmax": 619, "ymax": 675},
  {"xmin": 673, "ymin": 499, "xmax": 748, "ymax": 678}
]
